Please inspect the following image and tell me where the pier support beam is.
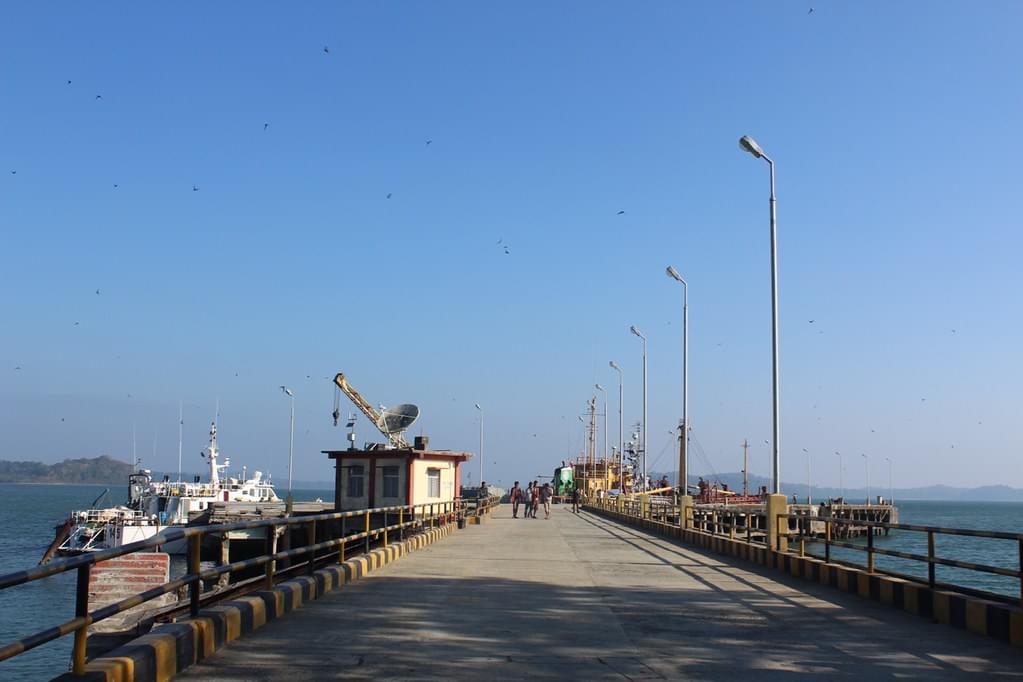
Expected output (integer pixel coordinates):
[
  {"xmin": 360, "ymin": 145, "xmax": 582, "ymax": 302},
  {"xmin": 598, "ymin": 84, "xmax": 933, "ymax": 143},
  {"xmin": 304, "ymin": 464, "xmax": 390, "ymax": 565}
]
[
  {"xmin": 640, "ymin": 495, "xmax": 651, "ymax": 520},
  {"xmin": 766, "ymin": 494, "xmax": 789, "ymax": 553}
]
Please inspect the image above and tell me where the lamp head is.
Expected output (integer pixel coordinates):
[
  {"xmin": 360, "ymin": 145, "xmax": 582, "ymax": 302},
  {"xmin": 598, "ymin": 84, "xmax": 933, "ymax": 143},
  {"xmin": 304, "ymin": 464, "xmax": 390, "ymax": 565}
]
[
  {"xmin": 280, "ymin": 386, "xmax": 294, "ymax": 397},
  {"xmin": 666, "ymin": 265, "xmax": 684, "ymax": 283},
  {"xmin": 630, "ymin": 325, "xmax": 645, "ymax": 340},
  {"xmin": 595, "ymin": 383, "xmax": 604, "ymax": 391},
  {"xmin": 609, "ymin": 360, "xmax": 619, "ymax": 370},
  {"xmin": 474, "ymin": 403, "xmax": 481, "ymax": 411},
  {"xmin": 739, "ymin": 135, "xmax": 765, "ymax": 159}
]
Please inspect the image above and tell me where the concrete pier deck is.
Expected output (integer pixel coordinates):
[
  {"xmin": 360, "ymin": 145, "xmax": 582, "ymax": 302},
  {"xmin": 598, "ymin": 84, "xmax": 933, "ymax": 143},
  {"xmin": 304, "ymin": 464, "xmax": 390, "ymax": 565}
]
[{"xmin": 176, "ymin": 505, "xmax": 1022, "ymax": 680}]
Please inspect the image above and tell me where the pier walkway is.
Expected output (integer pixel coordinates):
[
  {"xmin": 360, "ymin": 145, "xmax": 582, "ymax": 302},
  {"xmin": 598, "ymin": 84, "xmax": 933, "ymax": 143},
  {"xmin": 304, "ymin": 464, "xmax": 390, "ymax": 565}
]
[{"xmin": 176, "ymin": 505, "xmax": 1021, "ymax": 680}]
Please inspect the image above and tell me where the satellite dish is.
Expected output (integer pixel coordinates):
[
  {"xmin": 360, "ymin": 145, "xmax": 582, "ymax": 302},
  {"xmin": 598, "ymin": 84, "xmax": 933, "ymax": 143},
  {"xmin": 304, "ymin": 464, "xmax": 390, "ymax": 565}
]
[{"xmin": 379, "ymin": 404, "xmax": 420, "ymax": 435}]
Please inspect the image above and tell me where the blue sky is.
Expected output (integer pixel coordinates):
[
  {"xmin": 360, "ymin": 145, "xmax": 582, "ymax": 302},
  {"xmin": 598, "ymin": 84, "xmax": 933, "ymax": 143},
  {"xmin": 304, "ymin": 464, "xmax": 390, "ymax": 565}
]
[{"xmin": 2, "ymin": 2, "xmax": 1021, "ymax": 490}]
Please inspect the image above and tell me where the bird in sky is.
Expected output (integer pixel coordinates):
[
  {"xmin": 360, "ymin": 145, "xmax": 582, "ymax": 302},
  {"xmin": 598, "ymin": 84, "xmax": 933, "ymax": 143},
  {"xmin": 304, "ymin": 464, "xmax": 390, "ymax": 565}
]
[
  {"xmin": 386, "ymin": 193, "xmax": 392, "ymax": 199},
  {"xmin": 66, "ymin": 80, "xmax": 71, "ymax": 85},
  {"xmin": 323, "ymin": 46, "xmax": 330, "ymax": 54},
  {"xmin": 808, "ymin": 319, "xmax": 815, "ymax": 323},
  {"xmin": 14, "ymin": 366, "xmax": 21, "ymax": 370},
  {"xmin": 95, "ymin": 94, "xmax": 102, "ymax": 100},
  {"xmin": 192, "ymin": 185, "xmax": 199, "ymax": 192},
  {"xmin": 808, "ymin": 7, "xmax": 814, "ymax": 14},
  {"xmin": 802, "ymin": 448, "xmax": 808, "ymax": 453},
  {"xmin": 73, "ymin": 321, "xmax": 79, "ymax": 326},
  {"xmin": 617, "ymin": 210, "xmax": 625, "ymax": 215},
  {"xmin": 951, "ymin": 329, "xmax": 957, "ymax": 334},
  {"xmin": 426, "ymin": 140, "xmax": 433, "ymax": 146},
  {"xmin": 10, "ymin": 170, "xmax": 16, "ymax": 175},
  {"xmin": 264, "ymin": 122, "xmax": 269, "ymax": 131},
  {"xmin": 113, "ymin": 184, "xmax": 118, "ymax": 188},
  {"xmin": 95, "ymin": 289, "xmax": 100, "ymax": 295},
  {"xmin": 504, "ymin": 247, "xmax": 510, "ymax": 255}
]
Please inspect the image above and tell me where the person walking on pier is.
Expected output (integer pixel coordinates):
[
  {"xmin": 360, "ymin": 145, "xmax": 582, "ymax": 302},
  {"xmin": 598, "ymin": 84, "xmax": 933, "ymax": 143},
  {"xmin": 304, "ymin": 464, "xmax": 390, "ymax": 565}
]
[
  {"xmin": 530, "ymin": 481, "xmax": 540, "ymax": 519},
  {"xmin": 541, "ymin": 482, "xmax": 553, "ymax": 519},
  {"xmin": 510, "ymin": 481, "xmax": 523, "ymax": 518},
  {"xmin": 523, "ymin": 482, "xmax": 534, "ymax": 518},
  {"xmin": 571, "ymin": 485, "xmax": 581, "ymax": 513}
]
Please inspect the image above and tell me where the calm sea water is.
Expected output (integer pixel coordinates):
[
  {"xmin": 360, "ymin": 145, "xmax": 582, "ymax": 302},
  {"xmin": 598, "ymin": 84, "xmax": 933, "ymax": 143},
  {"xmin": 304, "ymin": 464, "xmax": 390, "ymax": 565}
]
[
  {"xmin": 1, "ymin": 488, "xmax": 1021, "ymax": 680},
  {"xmin": 0, "ymin": 483, "xmax": 331, "ymax": 682}
]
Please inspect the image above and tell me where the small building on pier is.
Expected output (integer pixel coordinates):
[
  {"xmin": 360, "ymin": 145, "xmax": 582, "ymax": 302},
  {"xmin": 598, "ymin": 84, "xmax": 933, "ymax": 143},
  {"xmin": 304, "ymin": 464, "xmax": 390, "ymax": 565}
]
[{"xmin": 324, "ymin": 446, "xmax": 472, "ymax": 511}]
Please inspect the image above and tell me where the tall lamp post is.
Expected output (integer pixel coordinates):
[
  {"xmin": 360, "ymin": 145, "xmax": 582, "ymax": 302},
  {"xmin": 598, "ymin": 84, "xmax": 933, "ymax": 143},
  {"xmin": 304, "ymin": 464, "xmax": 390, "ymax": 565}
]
[
  {"xmin": 862, "ymin": 453, "xmax": 870, "ymax": 505},
  {"xmin": 594, "ymin": 384, "xmax": 607, "ymax": 465},
  {"xmin": 609, "ymin": 361, "xmax": 624, "ymax": 490},
  {"xmin": 474, "ymin": 403, "xmax": 484, "ymax": 486},
  {"xmin": 629, "ymin": 326, "xmax": 647, "ymax": 490},
  {"xmin": 279, "ymin": 386, "xmax": 295, "ymax": 510},
  {"xmin": 739, "ymin": 134, "xmax": 781, "ymax": 495},
  {"xmin": 885, "ymin": 457, "xmax": 894, "ymax": 504},
  {"xmin": 666, "ymin": 265, "xmax": 689, "ymax": 494},
  {"xmin": 835, "ymin": 451, "xmax": 843, "ymax": 503}
]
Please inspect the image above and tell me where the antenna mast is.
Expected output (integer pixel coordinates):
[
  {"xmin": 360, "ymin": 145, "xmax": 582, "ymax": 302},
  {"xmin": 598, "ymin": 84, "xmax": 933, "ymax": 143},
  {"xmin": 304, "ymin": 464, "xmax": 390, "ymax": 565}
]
[{"xmin": 742, "ymin": 439, "xmax": 749, "ymax": 497}]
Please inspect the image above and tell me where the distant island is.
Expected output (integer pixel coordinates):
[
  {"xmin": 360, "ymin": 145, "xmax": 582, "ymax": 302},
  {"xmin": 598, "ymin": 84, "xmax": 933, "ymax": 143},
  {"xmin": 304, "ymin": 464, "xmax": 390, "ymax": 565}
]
[
  {"xmin": 0, "ymin": 456, "xmax": 134, "ymax": 484},
  {"xmin": 650, "ymin": 470, "xmax": 1023, "ymax": 502}
]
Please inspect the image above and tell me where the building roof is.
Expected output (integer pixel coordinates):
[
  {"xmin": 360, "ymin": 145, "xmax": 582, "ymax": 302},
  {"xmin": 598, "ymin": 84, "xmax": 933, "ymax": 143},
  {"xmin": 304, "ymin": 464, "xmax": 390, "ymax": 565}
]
[{"xmin": 323, "ymin": 448, "xmax": 473, "ymax": 462}]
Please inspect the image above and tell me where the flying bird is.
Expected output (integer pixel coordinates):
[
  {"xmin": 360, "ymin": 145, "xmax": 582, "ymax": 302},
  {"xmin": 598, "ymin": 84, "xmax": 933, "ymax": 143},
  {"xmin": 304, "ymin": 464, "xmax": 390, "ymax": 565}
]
[
  {"xmin": 113, "ymin": 184, "xmax": 118, "ymax": 188},
  {"xmin": 14, "ymin": 366, "xmax": 21, "ymax": 370},
  {"xmin": 426, "ymin": 140, "xmax": 433, "ymax": 146},
  {"xmin": 66, "ymin": 80, "xmax": 72, "ymax": 85},
  {"xmin": 323, "ymin": 46, "xmax": 330, "ymax": 54},
  {"xmin": 808, "ymin": 7, "xmax": 814, "ymax": 13},
  {"xmin": 616, "ymin": 210, "xmax": 625, "ymax": 215},
  {"xmin": 73, "ymin": 321, "xmax": 79, "ymax": 326},
  {"xmin": 264, "ymin": 122, "xmax": 269, "ymax": 131},
  {"xmin": 386, "ymin": 193, "xmax": 392, "ymax": 199},
  {"xmin": 808, "ymin": 319, "xmax": 815, "ymax": 324},
  {"xmin": 95, "ymin": 95, "xmax": 102, "ymax": 100},
  {"xmin": 504, "ymin": 247, "xmax": 510, "ymax": 255},
  {"xmin": 192, "ymin": 185, "xmax": 199, "ymax": 192},
  {"xmin": 10, "ymin": 170, "xmax": 16, "ymax": 175},
  {"xmin": 95, "ymin": 289, "xmax": 100, "ymax": 295}
]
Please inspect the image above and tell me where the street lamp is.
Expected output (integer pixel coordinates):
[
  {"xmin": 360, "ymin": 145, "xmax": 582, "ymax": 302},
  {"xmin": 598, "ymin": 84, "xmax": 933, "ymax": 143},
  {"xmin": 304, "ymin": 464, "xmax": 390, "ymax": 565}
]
[
  {"xmin": 835, "ymin": 451, "xmax": 843, "ymax": 503},
  {"xmin": 739, "ymin": 134, "xmax": 781, "ymax": 495},
  {"xmin": 594, "ymin": 384, "xmax": 607, "ymax": 466},
  {"xmin": 279, "ymin": 386, "xmax": 295, "ymax": 508},
  {"xmin": 666, "ymin": 265, "xmax": 689, "ymax": 494},
  {"xmin": 862, "ymin": 453, "xmax": 870, "ymax": 505},
  {"xmin": 629, "ymin": 325, "xmax": 647, "ymax": 490},
  {"xmin": 609, "ymin": 361, "xmax": 624, "ymax": 490},
  {"xmin": 885, "ymin": 457, "xmax": 894, "ymax": 504},
  {"xmin": 474, "ymin": 403, "xmax": 484, "ymax": 487}
]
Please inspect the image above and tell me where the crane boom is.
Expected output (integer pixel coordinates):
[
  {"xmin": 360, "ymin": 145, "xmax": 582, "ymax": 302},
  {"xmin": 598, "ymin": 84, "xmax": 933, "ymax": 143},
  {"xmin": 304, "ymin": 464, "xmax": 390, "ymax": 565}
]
[{"xmin": 333, "ymin": 372, "xmax": 410, "ymax": 449}]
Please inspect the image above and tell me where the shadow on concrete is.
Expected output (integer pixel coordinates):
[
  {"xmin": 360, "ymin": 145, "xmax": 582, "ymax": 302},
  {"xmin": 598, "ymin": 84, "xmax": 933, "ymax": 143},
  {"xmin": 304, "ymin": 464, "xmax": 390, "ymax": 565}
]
[{"xmin": 175, "ymin": 512, "xmax": 1022, "ymax": 681}]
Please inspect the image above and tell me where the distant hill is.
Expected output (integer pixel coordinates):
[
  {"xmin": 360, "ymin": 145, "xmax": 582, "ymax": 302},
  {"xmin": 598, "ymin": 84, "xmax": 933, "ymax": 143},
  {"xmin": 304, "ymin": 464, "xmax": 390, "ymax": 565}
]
[
  {"xmin": 648, "ymin": 470, "xmax": 1023, "ymax": 502},
  {"xmin": 0, "ymin": 456, "xmax": 134, "ymax": 484}
]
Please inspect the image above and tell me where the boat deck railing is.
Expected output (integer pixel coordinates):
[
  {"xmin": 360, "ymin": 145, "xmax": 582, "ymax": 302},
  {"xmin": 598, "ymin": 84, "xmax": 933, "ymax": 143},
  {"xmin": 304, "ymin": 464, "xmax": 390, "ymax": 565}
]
[
  {"xmin": 0, "ymin": 499, "xmax": 478, "ymax": 675},
  {"xmin": 591, "ymin": 497, "xmax": 1023, "ymax": 608}
]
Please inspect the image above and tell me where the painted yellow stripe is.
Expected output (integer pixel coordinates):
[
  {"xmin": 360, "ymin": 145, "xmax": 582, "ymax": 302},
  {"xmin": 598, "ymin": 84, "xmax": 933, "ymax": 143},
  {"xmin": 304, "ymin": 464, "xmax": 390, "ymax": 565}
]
[
  {"xmin": 138, "ymin": 632, "xmax": 178, "ymax": 682},
  {"xmin": 191, "ymin": 617, "xmax": 215, "ymax": 660},
  {"xmin": 1010, "ymin": 609, "xmax": 1023, "ymax": 648},
  {"xmin": 238, "ymin": 595, "xmax": 267, "ymax": 629},
  {"xmin": 933, "ymin": 592, "xmax": 950, "ymax": 625},
  {"xmin": 965, "ymin": 601, "xmax": 987, "ymax": 636},
  {"xmin": 224, "ymin": 605, "xmax": 242, "ymax": 642},
  {"xmin": 86, "ymin": 655, "xmax": 134, "ymax": 682}
]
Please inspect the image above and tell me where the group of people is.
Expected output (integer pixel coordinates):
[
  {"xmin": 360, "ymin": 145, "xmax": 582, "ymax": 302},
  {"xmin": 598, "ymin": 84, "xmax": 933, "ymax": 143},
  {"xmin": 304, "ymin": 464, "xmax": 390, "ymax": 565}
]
[{"xmin": 509, "ymin": 480, "xmax": 554, "ymax": 519}]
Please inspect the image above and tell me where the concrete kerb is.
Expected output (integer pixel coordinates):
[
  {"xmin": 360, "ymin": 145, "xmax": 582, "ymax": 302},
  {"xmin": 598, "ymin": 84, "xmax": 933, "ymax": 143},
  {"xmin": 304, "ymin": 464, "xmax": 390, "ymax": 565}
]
[
  {"xmin": 52, "ymin": 524, "xmax": 455, "ymax": 682},
  {"xmin": 586, "ymin": 504, "xmax": 1023, "ymax": 649}
]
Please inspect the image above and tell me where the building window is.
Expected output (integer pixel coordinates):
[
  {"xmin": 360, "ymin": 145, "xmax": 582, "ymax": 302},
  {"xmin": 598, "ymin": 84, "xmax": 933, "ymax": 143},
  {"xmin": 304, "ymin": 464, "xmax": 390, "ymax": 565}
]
[
  {"xmin": 382, "ymin": 466, "xmax": 399, "ymax": 498},
  {"xmin": 427, "ymin": 468, "xmax": 441, "ymax": 498},
  {"xmin": 347, "ymin": 465, "xmax": 365, "ymax": 497}
]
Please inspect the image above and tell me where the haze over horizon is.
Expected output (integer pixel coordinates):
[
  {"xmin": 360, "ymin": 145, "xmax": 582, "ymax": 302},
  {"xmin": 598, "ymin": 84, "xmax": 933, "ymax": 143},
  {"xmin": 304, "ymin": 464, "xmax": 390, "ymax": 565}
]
[{"xmin": 2, "ymin": 3, "xmax": 1021, "ymax": 491}]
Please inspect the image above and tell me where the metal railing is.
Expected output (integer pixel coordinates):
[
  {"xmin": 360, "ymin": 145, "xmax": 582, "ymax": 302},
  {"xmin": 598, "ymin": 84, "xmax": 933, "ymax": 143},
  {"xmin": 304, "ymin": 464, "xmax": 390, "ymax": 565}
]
[
  {"xmin": 777, "ymin": 513, "xmax": 1023, "ymax": 607},
  {"xmin": 591, "ymin": 497, "xmax": 1022, "ymax": 607},
  {"xmin": 0, "ymin": 500, "xmax": 462, "ymax": 675}
]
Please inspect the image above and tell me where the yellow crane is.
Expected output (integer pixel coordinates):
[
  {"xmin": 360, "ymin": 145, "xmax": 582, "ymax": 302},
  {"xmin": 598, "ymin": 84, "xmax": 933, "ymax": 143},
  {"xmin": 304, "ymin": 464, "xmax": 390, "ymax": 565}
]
[{"xmin": 333, "ymin": 372, "xmax": 414, "ymax": 449}]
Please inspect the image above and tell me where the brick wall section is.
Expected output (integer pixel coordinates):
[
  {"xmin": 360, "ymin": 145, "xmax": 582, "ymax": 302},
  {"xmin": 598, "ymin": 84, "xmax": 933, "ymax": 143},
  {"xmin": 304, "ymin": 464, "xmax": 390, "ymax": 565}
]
[{"xmin": 89, "ymin": 554, "xmax": 174, "ymax": 634}]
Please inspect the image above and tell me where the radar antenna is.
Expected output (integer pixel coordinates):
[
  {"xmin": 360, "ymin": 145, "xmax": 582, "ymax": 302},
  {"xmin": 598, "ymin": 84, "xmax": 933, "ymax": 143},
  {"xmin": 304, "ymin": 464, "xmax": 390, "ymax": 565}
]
[{"xmin": 332, "ymin": 372, "xmax": 419, "ymax": 449}]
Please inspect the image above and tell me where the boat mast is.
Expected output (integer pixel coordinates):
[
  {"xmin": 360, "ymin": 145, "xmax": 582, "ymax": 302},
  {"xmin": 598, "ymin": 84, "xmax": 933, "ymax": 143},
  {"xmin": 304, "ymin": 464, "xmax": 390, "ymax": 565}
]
[{"xmin": 177, "ymin": 401, "xmax": 183, "ymax": 482}]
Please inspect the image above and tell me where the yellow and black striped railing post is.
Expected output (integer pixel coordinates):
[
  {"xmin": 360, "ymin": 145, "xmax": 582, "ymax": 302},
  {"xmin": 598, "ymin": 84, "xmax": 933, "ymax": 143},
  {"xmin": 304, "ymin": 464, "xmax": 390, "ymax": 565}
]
[{"xmin": 71, "ymin": 563, "xmax": 91, "ymax": 675}]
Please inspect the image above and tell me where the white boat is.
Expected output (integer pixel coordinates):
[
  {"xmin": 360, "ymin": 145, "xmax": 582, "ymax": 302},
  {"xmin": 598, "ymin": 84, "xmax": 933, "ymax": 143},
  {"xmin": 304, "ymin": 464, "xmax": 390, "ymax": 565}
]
[{"xmin": 52, "ymin": 422, "xmax": 279, "ymax": 557}]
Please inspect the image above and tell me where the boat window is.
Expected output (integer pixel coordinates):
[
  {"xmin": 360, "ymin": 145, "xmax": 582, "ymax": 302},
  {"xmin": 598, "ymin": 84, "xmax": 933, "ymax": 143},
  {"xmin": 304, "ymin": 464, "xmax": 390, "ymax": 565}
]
[
  {"xmin": 348, "ymin": 465, "xmax": 365, "ymax": 498},
  {"xmin": 427, "ymin": 468, "xmax": 441, "ymax": 498},
  {"xmin": 382, "ymin": 466, "xmax": 399, "ymax": 498}
]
